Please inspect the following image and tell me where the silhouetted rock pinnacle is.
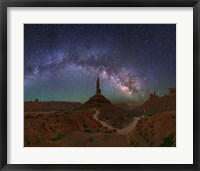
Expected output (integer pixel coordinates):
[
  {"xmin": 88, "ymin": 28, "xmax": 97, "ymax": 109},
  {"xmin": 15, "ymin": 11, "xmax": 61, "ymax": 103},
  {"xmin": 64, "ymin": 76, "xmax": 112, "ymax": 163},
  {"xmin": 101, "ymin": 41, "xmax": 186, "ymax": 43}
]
[
  {"xmin": 84, "ymin": 77, "xmax": 112, "ymax": 107},
  {"xmin": 96, "ymin": 77, "xmax": 101, "ymax": 95}
]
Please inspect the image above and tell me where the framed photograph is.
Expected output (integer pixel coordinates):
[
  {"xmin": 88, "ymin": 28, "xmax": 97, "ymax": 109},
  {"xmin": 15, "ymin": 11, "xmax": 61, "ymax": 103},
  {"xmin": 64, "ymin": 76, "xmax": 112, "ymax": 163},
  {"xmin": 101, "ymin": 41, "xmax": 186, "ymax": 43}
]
[{"xmin": 0, "ymin": 0, "xmax": 199, "ymax": 170}]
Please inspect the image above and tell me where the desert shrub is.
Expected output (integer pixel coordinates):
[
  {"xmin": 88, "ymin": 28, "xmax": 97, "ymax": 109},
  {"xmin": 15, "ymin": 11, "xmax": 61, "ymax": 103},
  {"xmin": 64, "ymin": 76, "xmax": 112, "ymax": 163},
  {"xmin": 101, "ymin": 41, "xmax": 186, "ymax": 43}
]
[
  {"xmin": 95, "ymin": 128, "xmax": 100, "ymax": 132},
  {"xmin": 159, "ymin": 133, "xmax": 175, "ymax": 147},
  {"xmin": 144, "ymin": 132, "xmax": 147, "ymax": 138},
  {"xmin": 131, "ymin": 140, "xmax": 137, "ymax": 146},
  {"xmin": 87, "ymin": 137, "xmax": 94, "ymax": 142},
  {"xmin": 172, "ymin": 115, "xmax": 176, "ymax": 122},
  {"xmin": 51, "ymin": 131, "xmax": 66, "ymax": 141},
  {"xmin": 113, "ymin": 129, "xmax": 117, "ymax": 132},
  {"xmin": 49, "ymin": 126, "xmax": 55, "ymax": 131},
  {"xmin": 105, "ymin": 130, "xmax": 112, "ymax": 133},
  {"xmin": 36, "ymin": 137, "xmax": 42, "ymax": 144},
  {"xmin": 83, "ymin": 124, "xmax": 88, "ymax": 128},
  {"xmin": 104, "ymin": 133, "xmax": 109, "ymax": 138},
  {"xmin": 84, "ymin": 128, "xmax": 92, "ymax": 133},
  {"xmin": 150, "ymin": 142, "xmax": 154, "ymax": 146},
  {"xmin": 27, "ymin": 140, "xmax": 30, "ymax": 146}
]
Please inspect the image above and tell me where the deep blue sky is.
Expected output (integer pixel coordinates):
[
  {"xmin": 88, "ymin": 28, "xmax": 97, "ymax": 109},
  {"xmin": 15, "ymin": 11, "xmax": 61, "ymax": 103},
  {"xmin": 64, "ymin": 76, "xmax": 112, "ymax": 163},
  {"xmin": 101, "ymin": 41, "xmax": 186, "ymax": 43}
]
[{"xmin": 24, "ymin": 24, "xmax": 176, "ymax": 103}]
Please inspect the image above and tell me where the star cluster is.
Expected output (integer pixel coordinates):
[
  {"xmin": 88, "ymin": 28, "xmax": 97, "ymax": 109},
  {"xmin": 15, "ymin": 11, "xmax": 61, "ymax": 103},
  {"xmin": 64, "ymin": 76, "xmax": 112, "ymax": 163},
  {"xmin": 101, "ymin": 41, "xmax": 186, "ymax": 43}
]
[{"xmin": 24, "ymin": 24, "xmax": 176, "ymax": 103}]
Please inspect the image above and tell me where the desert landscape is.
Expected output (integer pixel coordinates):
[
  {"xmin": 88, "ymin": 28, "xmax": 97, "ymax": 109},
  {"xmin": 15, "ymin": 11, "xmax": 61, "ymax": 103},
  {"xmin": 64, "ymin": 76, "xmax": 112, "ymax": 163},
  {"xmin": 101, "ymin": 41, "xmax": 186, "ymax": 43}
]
[
  {"xmin": 24, "ymin": 24, "xmax": 176, "ymax": 147},
  {"xmin": 24, "ymin": 78, "xmax": 176, "ymax": 147}
]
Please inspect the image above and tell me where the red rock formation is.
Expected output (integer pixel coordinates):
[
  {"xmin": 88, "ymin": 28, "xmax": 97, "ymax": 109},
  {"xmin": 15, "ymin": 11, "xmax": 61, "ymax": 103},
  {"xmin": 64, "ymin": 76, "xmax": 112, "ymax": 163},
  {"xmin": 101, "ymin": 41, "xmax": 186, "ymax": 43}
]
[
  {"xmin": 84, "ymin": 77, "xmax": 112, "ymax": 107},
  {"xmin": 96, "ymin": 77, "xmax": 101, "ymax": 95}
]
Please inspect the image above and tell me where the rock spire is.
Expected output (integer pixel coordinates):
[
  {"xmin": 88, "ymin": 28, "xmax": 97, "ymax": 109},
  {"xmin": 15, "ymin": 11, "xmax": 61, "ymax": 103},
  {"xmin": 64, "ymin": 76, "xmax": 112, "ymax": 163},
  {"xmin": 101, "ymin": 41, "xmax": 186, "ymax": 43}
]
[{"xmin": 96, "ymin": 77, "xmax": 101, "ymax": 95}]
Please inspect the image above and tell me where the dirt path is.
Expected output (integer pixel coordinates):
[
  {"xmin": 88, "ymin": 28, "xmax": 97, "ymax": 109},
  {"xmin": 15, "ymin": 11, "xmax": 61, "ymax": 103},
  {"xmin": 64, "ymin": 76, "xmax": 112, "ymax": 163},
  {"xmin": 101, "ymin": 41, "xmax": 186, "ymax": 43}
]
[{"xmin": 92, "ymin": 108, "xmax": 140, "ymax": 135}]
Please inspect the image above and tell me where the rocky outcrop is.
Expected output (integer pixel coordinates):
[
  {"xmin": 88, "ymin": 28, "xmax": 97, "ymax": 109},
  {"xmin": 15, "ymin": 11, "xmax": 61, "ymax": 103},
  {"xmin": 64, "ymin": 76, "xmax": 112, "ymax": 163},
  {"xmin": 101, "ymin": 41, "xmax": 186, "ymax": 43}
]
[
  {"xmin": 84, "ymin": 77, "xmax": 113, "ymax": 108},
  {"xmin": 85, "ymin": 94, "xmax": 112, "ymax": 105},
  {"xmin": 133, "ymin": 89, "xmax": 176, "ymax": 115}
]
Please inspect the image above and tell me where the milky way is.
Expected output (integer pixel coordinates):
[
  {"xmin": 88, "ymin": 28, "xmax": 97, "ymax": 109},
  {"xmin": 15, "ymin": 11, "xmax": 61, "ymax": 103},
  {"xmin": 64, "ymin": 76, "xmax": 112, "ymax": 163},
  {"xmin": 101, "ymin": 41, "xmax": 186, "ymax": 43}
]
[{"xmin": 24, "ymin": 24, "xmax": 176, "ymax": 103}]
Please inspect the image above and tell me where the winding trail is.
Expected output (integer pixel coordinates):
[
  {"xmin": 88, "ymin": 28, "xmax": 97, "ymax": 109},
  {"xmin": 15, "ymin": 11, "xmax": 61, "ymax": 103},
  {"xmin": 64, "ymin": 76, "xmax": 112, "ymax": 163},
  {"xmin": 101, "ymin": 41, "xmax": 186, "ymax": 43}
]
[{"xmin": 92, "ymin": 108, "xmax": 140, "ymax": 135}]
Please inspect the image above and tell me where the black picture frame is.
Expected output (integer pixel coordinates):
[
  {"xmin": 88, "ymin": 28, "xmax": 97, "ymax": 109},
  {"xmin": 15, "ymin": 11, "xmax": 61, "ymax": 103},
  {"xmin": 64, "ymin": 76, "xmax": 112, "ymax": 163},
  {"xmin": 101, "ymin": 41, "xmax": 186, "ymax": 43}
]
[{"xmin": 0, "ymin": 0, "xmax": 199, "ymax": 170}]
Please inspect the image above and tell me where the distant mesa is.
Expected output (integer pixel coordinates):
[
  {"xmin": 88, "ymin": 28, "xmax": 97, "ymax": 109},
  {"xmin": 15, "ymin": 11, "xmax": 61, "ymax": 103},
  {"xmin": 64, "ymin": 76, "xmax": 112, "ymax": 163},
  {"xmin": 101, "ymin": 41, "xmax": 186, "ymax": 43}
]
[
  {"xmin": 84, "ymin": 77, "xmax": 112, "ymax": 106},
  {"xmin": 149, "ymin": 88, "xmax": 176, "ymax": 101},
  {"xmin": 168, "ymin": 88, "xmax": 176, "ymax": 96},
  {"xmin": 137, "ymin": 88, "xmax": 176, "ymax": 115}
]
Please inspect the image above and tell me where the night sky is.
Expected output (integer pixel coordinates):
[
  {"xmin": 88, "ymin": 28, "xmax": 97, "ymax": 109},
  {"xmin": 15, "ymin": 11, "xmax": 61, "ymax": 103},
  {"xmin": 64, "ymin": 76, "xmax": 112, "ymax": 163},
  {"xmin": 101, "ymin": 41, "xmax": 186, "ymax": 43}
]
[{"xmin": 24, "ymin": 24, "xmax": 176, "ymax": 103}]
